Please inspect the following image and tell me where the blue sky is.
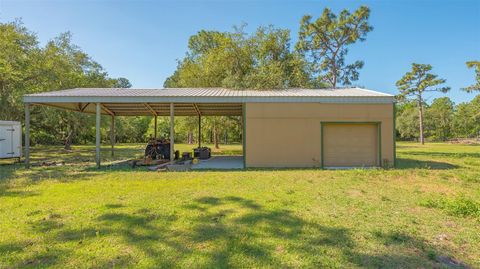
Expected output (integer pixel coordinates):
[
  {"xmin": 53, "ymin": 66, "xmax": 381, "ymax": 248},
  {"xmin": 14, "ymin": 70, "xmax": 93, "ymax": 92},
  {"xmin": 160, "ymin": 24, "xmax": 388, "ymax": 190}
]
[{"xmin": 1, "ymin": 0, "xmax": 479, "ymax": 103}]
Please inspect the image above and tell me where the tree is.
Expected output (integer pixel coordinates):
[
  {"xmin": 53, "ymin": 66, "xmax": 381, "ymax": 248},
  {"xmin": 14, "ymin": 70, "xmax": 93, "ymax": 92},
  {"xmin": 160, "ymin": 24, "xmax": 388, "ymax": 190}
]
[
  {"xmin": 0, "ymin": 20, "xmax": 41, "ymax": 120},
  {"xmin": 244, "ymin": 26, "xmax": 310, "ymax": 88},
  {"xmin": 0, "ymin": 20, "xmax": 134, "ymax": 148},
  {"xmin": 164, "ymin": 25, "xmax": 311, "ymax": 148},
  {"xmin": 395, "ymin": 101, "xmax": 418, "ymax": 140},
  {"xmin": 396, "ymin": 63, "xmax": 450, "ymax": 144},
  {"xmin": 176, "ymin": 116, "xmax": 199, "ymax": 144},
  {"xmin": 462, "ymin": 61, "xmax": 480, "ymax": 92},
  {"xmin": 452, "ymin": 95, "xmax": 480, "ymax": 138},
  {"xmin": 396, "ymin": 95, "xmax": 480, "ymax": 142},
  {"xmin": 425, "ymin": 97, "xmax": 454, "ymax": 141},
  {"xmin": 38, "ymin": 32, "xmax": 124, "ymax": 149},
  {"xmin": 296, "ymin": 6, "xmax": 373, "ymax": 88},
  {"xmin": 164, "ymin": 25, "xmax": 310, "ymax": 89},
  {"xmin": 164, "ymin": 29, "xmax": 247, "ymax": 88},
  {"xmin": 115, "ymin": 77, "xmax": 132, "ymax": 88}
]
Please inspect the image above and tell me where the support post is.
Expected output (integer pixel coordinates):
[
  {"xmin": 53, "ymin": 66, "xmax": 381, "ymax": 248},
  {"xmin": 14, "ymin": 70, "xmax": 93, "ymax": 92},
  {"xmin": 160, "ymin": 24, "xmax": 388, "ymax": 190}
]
[
  {"xmin": 154, "ymin": 115, "xmax": 158, "ymax": 139},
  {"xmin": 110, "ymin": 115, "xmax": 115, "ymax": 157},
  {"xmin": 242, "ymin": 103, "xmax": 246, "ymax": 169},
  {"xmin": 96, "ymin": 103, "xmax": 101, "ymax": 168},
  {"xmin": 24, "ymin": 103, "xmax": 30, "ymax": 168},
  {"xmin": 170, "ymin": 103, "xmax": 174, "ymax": 161},
  {"xmin": 198, "ymin": 115, "xmax": 202, "ymax": 148}
]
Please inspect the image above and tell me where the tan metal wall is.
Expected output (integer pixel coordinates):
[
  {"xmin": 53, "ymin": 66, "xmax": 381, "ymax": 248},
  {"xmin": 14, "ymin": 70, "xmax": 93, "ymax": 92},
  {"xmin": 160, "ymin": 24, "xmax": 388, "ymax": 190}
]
[{"xmin": 245, "ymin": 103, "xmax": 395, "ymax": 168}]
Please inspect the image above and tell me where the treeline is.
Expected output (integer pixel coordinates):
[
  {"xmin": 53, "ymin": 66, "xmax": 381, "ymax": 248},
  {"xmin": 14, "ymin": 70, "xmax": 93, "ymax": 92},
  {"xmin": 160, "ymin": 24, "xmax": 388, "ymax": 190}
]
[
  {"xmin": 164, "ymin": 7, "xmax": 373, "ymax": 147},
  {"xmin": 165, "ymin": 7, "xmax": 373, "ymax": 89},
  {"xmin": 0, "ymin": 21, "xmax": 143, "ymax": 148},
  {"xmin": 1, "ymin": 5, "xmax": 479, "ymax": 148},
  {"xmin": 396, "ymin": 96, "xmax": 480, "ymax": 141},
  {"xmin": 0, "ymin": 21, "xmax": 248, "ymax": 148}
]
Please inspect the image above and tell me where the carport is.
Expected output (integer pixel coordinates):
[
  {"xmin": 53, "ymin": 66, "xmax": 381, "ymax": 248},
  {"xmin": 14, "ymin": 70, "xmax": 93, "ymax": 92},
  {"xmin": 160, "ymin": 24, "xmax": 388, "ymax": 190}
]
[{"xmin": 23, "ymin": 88, "xmax": 244, "ymax": 168}]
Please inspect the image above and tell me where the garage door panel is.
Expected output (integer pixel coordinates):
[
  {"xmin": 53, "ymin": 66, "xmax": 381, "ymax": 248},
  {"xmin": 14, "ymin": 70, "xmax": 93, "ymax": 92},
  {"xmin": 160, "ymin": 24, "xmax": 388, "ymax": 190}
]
[{"xmin": 323, "ymin": 123, "xmax": 378, "ymax": 167}]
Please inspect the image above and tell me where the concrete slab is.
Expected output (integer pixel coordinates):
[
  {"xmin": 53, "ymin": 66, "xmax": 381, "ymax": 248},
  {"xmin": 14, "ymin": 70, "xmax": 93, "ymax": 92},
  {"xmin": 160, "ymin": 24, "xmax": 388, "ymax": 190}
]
[{"xmin": 191, "ymin": 156, "xmax": 244, "ymax": 170}]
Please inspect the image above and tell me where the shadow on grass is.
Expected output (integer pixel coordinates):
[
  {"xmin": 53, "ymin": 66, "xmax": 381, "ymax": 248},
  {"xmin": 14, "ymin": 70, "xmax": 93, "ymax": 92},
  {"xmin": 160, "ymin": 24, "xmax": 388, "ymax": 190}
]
[
  {"xmin": 396, "ymin": 158, "xmax": 459, "ymax": 170},
  {"xmin": 0, "ymin": 157, "xmax": 461, "ymax": 190},
  {"xmin": 0, "ymin": 165, "xmax": 98, "ymax": 198},
  {"xmin": 0, "ymin": 239, "xmax": 68, "ymax": 267},
  {"xmin": 3, "ymin": 196, "xmax": 470, "ymax": 268},
  {"xmin": 361, "ymin": 231, "xmax": 470, "ymax": 268},
  {"xmin": 0, "ymin": 189, "xmax": 39, "ymax": 197}
]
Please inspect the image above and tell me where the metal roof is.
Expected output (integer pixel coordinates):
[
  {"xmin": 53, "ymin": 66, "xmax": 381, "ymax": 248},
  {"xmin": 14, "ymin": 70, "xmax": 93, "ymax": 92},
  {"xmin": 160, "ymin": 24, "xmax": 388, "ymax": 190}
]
[
  {"xmin": 25, "ymin": 87, "xmax": 392, "ymax": 98},
  {"xmin": 24, "ymin": 87, "xmax": 394, "ymax": 116}
]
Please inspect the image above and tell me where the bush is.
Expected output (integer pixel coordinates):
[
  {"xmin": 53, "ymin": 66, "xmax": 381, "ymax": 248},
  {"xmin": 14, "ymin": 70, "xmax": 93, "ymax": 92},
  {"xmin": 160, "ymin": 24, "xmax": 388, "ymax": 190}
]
[{"xmin": 31, "ymin": 131, "xmax": 60, "ymax": 146}]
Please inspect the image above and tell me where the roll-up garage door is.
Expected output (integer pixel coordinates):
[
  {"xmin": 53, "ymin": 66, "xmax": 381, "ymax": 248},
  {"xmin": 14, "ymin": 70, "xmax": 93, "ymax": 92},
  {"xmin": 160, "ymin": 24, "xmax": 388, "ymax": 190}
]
[{"xmin": 322, "ymin": 123, "xmax": 379, "ymax": 167}]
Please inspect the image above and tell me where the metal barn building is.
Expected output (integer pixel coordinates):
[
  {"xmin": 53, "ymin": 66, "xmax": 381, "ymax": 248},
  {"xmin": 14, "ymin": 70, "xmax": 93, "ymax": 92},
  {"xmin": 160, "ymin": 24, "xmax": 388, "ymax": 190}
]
[{"xmin": 23, "ymin": 88, "xmax": 395, "ymax": 169}]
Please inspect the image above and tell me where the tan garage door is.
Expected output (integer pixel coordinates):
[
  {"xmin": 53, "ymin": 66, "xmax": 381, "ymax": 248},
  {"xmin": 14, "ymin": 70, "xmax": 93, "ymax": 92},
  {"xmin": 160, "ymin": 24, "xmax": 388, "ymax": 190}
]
[{"xmin": 322, "ymin": 123, "xmax": 379, "ymax": 167}]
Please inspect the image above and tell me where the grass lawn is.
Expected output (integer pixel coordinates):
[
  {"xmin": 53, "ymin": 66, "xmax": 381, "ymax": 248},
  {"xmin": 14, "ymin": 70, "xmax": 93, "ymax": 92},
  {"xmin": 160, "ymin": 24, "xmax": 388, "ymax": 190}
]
[{"xmin": 0, "ymin": 142, "xmax": 479, "ymax": 268}]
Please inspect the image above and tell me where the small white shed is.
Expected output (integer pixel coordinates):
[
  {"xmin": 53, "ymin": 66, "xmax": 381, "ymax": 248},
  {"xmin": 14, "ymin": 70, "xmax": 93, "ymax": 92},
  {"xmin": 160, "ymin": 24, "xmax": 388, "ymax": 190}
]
[{"xmin": 0, "ymin": 121, "xmax": 22, "ymax": 159}]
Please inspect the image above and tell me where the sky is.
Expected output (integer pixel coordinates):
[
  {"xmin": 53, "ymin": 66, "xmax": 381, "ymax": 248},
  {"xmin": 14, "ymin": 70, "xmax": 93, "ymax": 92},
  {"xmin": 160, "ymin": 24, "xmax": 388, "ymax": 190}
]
[{"xmin": 1, "ymin": 0, "xmax": 479, "ymax": 103}]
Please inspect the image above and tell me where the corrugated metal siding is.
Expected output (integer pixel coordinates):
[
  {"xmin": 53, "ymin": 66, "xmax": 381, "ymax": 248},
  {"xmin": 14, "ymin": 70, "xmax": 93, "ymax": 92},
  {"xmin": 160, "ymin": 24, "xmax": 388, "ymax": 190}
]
[{"xmin": 245, "ymin": 103, "xmax": 395, "ymax": 168}]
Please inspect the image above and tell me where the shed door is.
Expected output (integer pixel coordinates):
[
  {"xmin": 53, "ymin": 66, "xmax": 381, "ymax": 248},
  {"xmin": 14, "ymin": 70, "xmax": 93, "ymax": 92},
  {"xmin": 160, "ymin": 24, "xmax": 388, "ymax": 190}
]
[
  {"xmin": 11, "ymin": 124, "xmax": 22, "ymax": 158},
  {"xmin": 323, "ymin": 123, "xmax": 379, "ymax": 167},
  {"xmin": 0, "ymin": 125, "xmax": 12, "ymax": 159}
]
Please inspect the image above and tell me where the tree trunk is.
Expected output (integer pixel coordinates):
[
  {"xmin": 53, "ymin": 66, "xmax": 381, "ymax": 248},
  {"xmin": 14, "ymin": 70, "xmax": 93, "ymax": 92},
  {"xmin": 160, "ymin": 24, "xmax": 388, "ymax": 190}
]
[
  {"xmin": 418, "ymin": 95, "xmax": 425, "ymax": 145},
  {"xmin": 224, "ymin": 131, "xmax": 227, "ymax": 144},
  {"xmin": 188, "ymin": 131, "xmax": 193, "ymax": 144},
  {"xmin": 332, "ymin": 71, "xmax": 337, "ymax": 88},
  {"xmin": 64, "ymin": 129, "xmax": 74, "ymax": 150},
  {"xmin": 213, "ymin": 123, "xmax": 219, "ymax": 149},
  {"xmin": 331, "ymin": 51, "xmax": 339, "ymax": 88}
]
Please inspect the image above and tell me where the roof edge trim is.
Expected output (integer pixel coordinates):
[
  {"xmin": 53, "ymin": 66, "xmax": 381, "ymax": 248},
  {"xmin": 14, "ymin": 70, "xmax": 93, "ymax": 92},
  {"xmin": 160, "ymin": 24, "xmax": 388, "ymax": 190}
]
[{"xmin": 24, "ymin": 95, "xmax": 394, "ymax": 104}]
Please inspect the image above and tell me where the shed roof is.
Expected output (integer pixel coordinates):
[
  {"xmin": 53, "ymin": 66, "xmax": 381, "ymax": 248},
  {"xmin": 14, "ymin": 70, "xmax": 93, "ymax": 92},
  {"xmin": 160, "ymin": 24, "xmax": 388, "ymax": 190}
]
[
  {"xmin": 24, "ymin": 87, "xmax": 394, "ymax": 116},
  {"xmin": 0, "ymin": 121, "xmax": 21, "ymax": 125}
]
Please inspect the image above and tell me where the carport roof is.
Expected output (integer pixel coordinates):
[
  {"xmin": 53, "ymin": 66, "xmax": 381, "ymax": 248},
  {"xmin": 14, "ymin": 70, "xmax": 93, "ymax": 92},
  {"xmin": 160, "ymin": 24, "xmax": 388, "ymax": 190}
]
[
  {"xmin": 23, "ymin": 87, "xmax": 394, "ymax": 116},
  {"xmin": 25, "ymin": 87, "xmax": 393, "ymax": 99}
]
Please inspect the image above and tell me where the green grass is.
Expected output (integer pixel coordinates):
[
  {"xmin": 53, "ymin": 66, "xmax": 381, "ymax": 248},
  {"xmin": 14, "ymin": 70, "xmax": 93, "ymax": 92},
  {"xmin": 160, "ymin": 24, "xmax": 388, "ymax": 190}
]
[
  {"xmin": 0, "ymin": 142, "xmax": 479, "ymax": 268},
  {"xmin": 420, "ymin": 195, "xmax": 480, "ymax": 218}
]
